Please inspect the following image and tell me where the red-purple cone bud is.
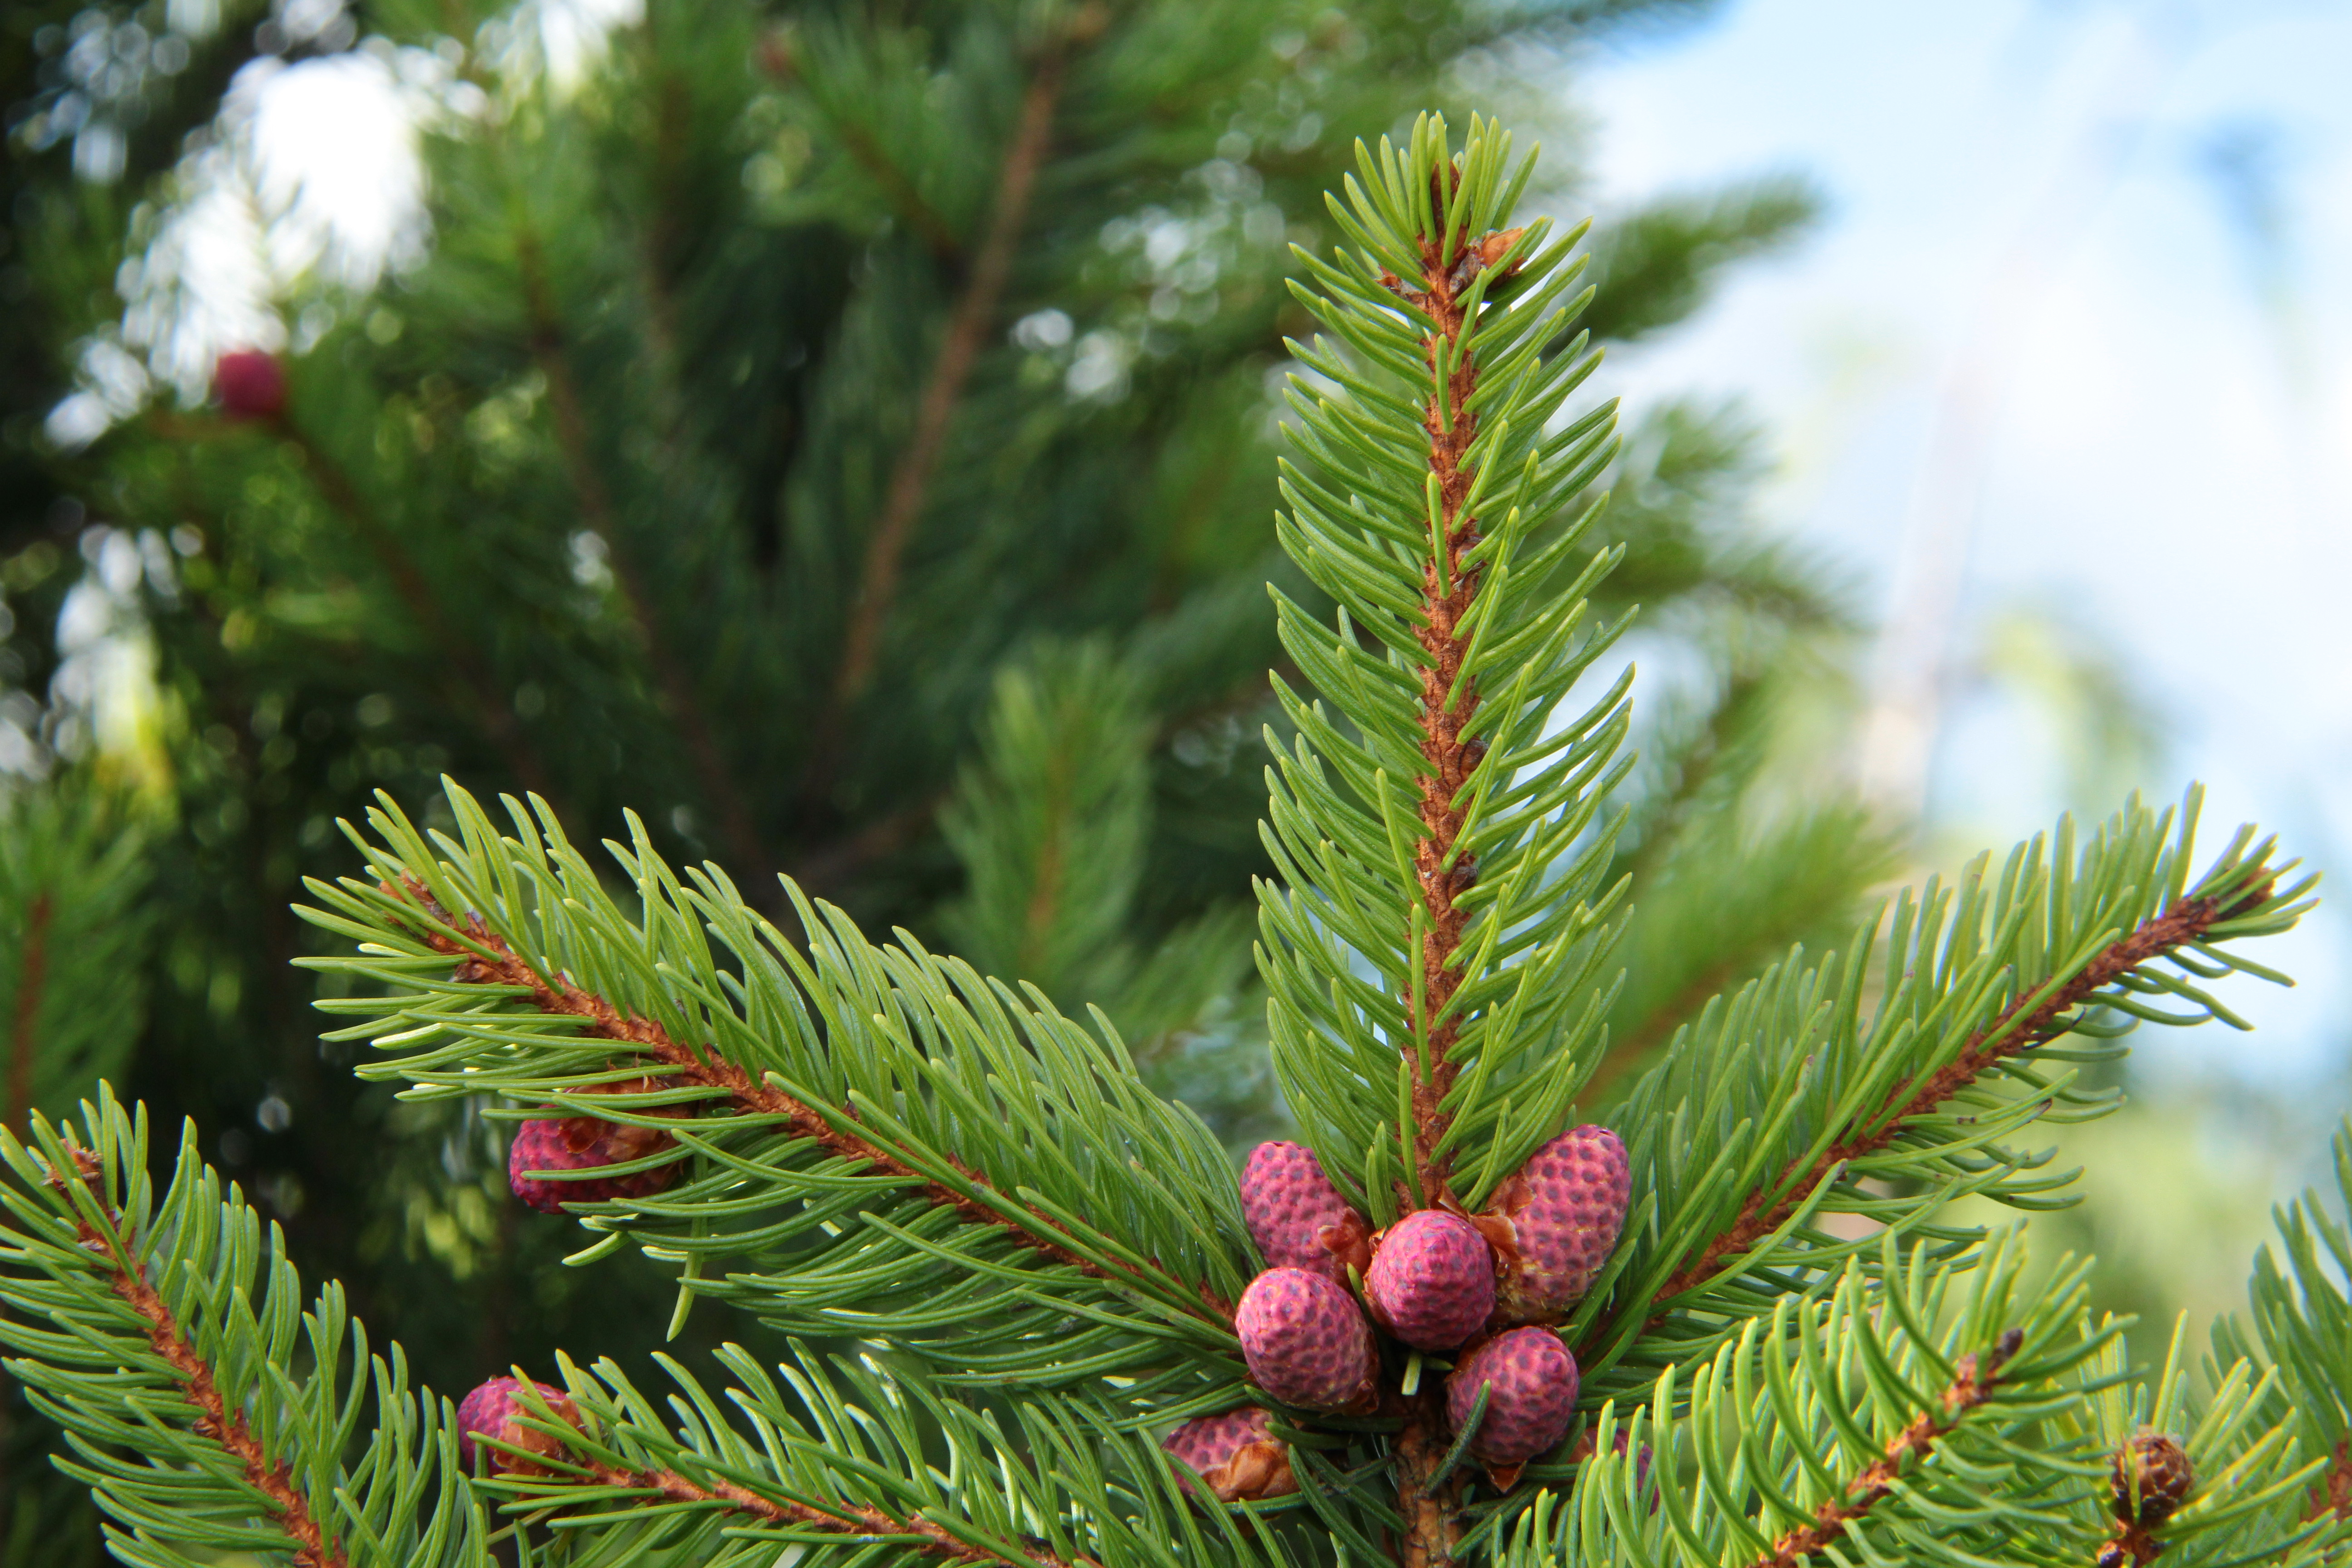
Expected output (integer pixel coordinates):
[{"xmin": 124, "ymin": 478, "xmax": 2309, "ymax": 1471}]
[
  {"xmin": 508, "ymin": 1078, "xmax": 685, "ymax": 1213},
  {"xmin": 1446, "ymin": 1326, "xmax": 1578, "ymax": 1465},
  {"xmin": 1235, "ymin": 1267, "xmax": 1377, "ymax": 1411},
  {"xmin": 1490, "ymin": 1125, "xmax": 1628, "ymax": 1322},
  {"xmin": 1364, "ymin": 1210, "xmax": 1494, "ymax": 1351},
  {"xmin": 212, "ymin": 350, "xmax": 286, "ymax": 420},
  {"xmin": 1240, "ymin": 1141, "xmax": 1368, "ymax": 1284},
  {"xmin": 1162, "ymin": 1407, "xmax": 1297, "ymax": 1502},
  {"xmin": 456, "ymin": 1377, "xmax": 578, "ymax": 1475}
]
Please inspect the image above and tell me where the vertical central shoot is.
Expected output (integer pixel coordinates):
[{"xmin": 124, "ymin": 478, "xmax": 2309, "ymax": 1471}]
[{"xmin": 1402, "ymin": 162, "xmax": 1508, "ymax": 1200}]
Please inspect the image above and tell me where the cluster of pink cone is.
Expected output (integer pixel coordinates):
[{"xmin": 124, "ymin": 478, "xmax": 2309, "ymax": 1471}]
[{"xmin": 1166, "ymin": 1127, "xmax": 1630, "ymax": 1498}]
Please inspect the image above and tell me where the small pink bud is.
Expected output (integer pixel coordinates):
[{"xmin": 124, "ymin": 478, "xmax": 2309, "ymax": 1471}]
[
  {"xmin": 212, "ymin": 350, "xmax": 286, "ymax": 420},
  {"xmin": 508, "ymin": 1078, "xmax": 686, "ymax": 1213},
  {"xmin": 456, "ymin": 1377, "xmax": 578, "ymax": 1475}
]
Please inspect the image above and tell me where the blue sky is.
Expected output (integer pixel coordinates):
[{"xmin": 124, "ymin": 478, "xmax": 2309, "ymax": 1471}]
[{"xmin": 1575, "ymin": 0, "xmax": 2352, "ymax": 1095}]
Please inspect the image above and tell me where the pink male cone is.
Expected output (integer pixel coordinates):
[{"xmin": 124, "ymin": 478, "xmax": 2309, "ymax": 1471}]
[
  {"xmin": 1490, "ymin": 1125, "xmax": 1628, "ymax": 1322},
  {"xmin": 509, "ymin": 1077, "xmax": 686, "ymax": 1213},
  {"xmin": 1162, "ymin": 1407, "xmax": 1297, "ymax": 1502},
  {"xmin": 1240, "ymin": 1141, "xmax": 1369, "ymax": 1284},
  {"xmin": 1235, "ymin": 1267, "xmax": 1377, "ymax": 1411},
  {"xmin": 456, "ymin": 1377, "xmax": 579, "ymax": 1475},
  {"xmin": 1364, "ymin": 1209, "xmax": 1494, "ymax": 1351},
  {"xmin": 1447, "ymin": 1326, "xmax": 1578, "ymax": 1468}
]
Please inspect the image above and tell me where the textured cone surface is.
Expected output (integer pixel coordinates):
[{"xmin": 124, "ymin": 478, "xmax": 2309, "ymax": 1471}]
[
  {"xmin": 457, "ymin": 1377, "xmax": 578, "ymax": 1475},
  {"xmin": 1365, "ymin": 1210, "xmax": 1494, "ymax": 1351},
  {"xmin": 1493, "ymin": 1125, "xmax": 1627, "ymax": 1321},
  {"xmin": 1241, "ymin": 1141, "xmax": 1364, "ymax": 1283},
  {"xmin": 509, "ymin": 1079, "xmax": 684, "ymax": 1212},
  {"xmin": 212, "ymin": 350, "xmax": 286, "ymax": 419},
  {"xmin": 2112, "ymin": 1431, "xmax": 2192, "ymax": 1525},
  {"xmin": 1162, "ymin": 1407, "xmax": 1298, "ymax": 1502},
  {"xmin": 1447, "ymin": 1327, "xmax": 1578, "ymax": 1464},
  {"xmin": 1235, "ymin": 1267, "xmax": 1376, "ymax": 1411}
]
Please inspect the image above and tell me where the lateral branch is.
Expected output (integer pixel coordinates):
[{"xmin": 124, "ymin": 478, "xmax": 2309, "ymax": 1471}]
[
  {"xmin": 584, "ymin": 1460, "xmax": 1099, "ymax": 1568},
  {"xmin": 1741, "ymin": 1327, "xmax": 2020, "ymax": 1568},
  {"xmin": 388, "ymin": 882, "xmax": 1176, "ymax": 1297},
  {"xmin": 1653, "ymin": 882, "xmax": 2267, "ymax": 1303},
  {"xmin": 49, "ymin": 1146, "xmax": 349, "ymax": 1568}
]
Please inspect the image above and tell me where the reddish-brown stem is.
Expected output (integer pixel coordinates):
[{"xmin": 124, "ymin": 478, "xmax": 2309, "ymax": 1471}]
[
  {"xmin": 583, "ymin": 1460, "xmax": 1096, "ymax": 1568},
  {"xmin": 1397, "ymin": 178, "xmax": 1491, "ymax": 1208},
  {"xmin": 508, "ymin": 228, "xmax": 771, "ymax": 885},
  {"xmin": 1740, "ymin": 1329, "xmax": 2018, "ymax": 1568},
  {"xmin": 1648, "ymin": 884, "xmax": 2263, "ymax": 1307},
  {"xmin": 390, "ymin": 883, "xmax": 1205, "ymax": 1306},
  {"xmin": 271, "ymin": 422, "xmax": 559, "ymax": 805},
  {"xmin": 7, "ymin": 891, "xmax": 51, "ymax": 1133},
  {"xmin": 815, "ymin": 15, "xmax": 1089, "ymax": 788},
  {"xmin": 49, "ymin": 1147, "xmax": 348, "ymax": 1567}
]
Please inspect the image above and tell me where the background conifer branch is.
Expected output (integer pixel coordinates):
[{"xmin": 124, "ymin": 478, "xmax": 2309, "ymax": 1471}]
[
  {"xmin": 823, "ymin": 5, "xmax": 1099, "ymax": 722},
  {"xmin": 511, "ymin": 224, "xmax": 769, "ymax": 879},
  {"xmin": 268, "ymin": 418, "xmax": 558, "ymax": 804},
  {"xmin": 5, "ymin": 893, "xmax": 49, "ymax": 1135}
]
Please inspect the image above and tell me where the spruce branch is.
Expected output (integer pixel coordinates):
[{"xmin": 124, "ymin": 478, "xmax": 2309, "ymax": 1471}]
[
  {"xmin": 1524, "ymin": 1236, "xmax": 2135, "ymax": 1568},
  {"xmin": 42, "ymin": 1142, "xmax": 348, "ymax": 1568},
  {"xmin": 1578, "ymin": 791, "xmax": 2311, "ymax": 1400},
  {"xmin": 1738, "ymin": 1326, "xmax": 2019, "ymax": 1568},
  {"xmin": 1261, "ymin": 113, "xmax": 1632, "ymax": 1233},
  {"xmin": 756, "ymin": 27, "xmax": 966, "ymax": 267},
  {"xmin": 1653, "ymin": 878, "xmax": 2268, "ymax": 1307},
  {"xmin": 299, "ymin": 782, "xmax": 1253, "ymax": 1387},
  {"xmin": 0, "ymin": 1089, "xmax": 487, "ymax": 1568},
  {"xmin": 392, "ymin": 878, "xmax": 1122, "ymax": 1280},
  {"xmin": 483, "ymin": 1345, "xmax": 1284, "ymax": 1568},
  {"xmin": 2215, "ymin": 1118, "xmax": 2352, "ymax": 1543}
]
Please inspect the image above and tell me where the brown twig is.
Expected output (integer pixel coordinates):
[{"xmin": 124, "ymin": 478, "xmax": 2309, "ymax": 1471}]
[
  {"xmin": 390, "ymin": 882, "xmax": 1207, "ymax": 1307},
  {"xmin": 508, "ymin": 226, "xmax": 771, "ymax": 888},
  {"xmin": 1740, "ymin": 1327, "xmax": 2019, "ymax": 1568},
  {"xmin": 583, "ymin": 1460, "xmax": 1097, "ymax": 1568},
  {"xmin": 6, "ymin": 891, "xmax": 51, "ymax": 1133},
  {"xmin": 1648, "ymin": 884, "xmax": 2264, "ymax": 1306},
  {"xmin": 50, "ymin": 1146, "xmax": 348, "ymax": 1568},
  {"xmin": 813, "ymin": 12, "xmax": 1094, "ymax": 799}
]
